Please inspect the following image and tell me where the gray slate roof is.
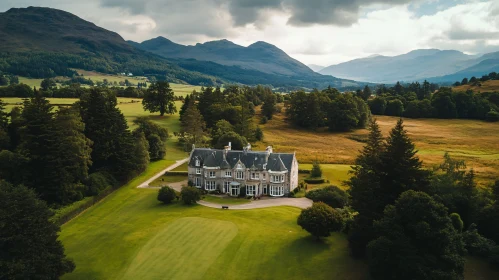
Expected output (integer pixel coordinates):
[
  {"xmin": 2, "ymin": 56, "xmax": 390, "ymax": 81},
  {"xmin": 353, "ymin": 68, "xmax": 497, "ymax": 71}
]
[{"xmin": 189, "ymin": 148, "xmax": 294, "ymax": 171}]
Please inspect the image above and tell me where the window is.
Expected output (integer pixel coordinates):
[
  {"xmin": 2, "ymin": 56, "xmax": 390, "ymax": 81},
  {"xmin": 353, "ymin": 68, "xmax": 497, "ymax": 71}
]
[
  {"xmin": 236, "ymin": 171, "xmax": 244, "ymax": 180},
  {"xmin": 194, "ymin": 177, "xmax": 201, "ymax": 187},
  {"xmin": 263, "ymin": 184, "xmax": 268, "ymax": 195},
  {"xmin": 251, "ymin": 172, "xmax": 259, "ymax": 180},
  {"xmin": 205, "ymin": 181, "xmax": 216, "ymax": 191},
  {"xmin": 237, "ymin": 164, "xmax": 242, "ymax": 169},
  {"xmin": 209, "ymin": 171, "xmax": 216, "ymax": 178},
  {"xmin": 225, "ymin": 171, "xmax": 232, "ymax": 178},
  {"xmin": 271, "ymin": 175, "xmax": 284, "ymax": 183},
  {"xmin": 195, "ymin": 159, "xmax": 200, "ymax": 166},
  {"xmin": 270, "ymin": 185, "xmax": 284, "ymax": 196},
  {"xmin": 223, "ymin": 181, "xmax": 231, "ymax": 193},
  {"xmin": 262, "ymin": 173, "xmax": 266, "ymax": 179},
  {"xmin": 196, "ymin": 168, "xmax": 201, "ymax": 175},
  {"xmin": 246, "ymin": 185, "xmax": 256, "ymax": 196}
]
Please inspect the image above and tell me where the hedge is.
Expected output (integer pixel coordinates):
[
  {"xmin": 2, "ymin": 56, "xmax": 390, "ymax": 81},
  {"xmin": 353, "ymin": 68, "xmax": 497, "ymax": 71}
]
[
  {"xmin": 299, "ymin": 169, "xmax": 311, "ymax": 174},
  {"xmin": 164, "ymin": 171, "xmax": 188, "ymax": 176},
  {"xmin": 304, "ymin": 178, "xmax": 325, "ymax": 184}
]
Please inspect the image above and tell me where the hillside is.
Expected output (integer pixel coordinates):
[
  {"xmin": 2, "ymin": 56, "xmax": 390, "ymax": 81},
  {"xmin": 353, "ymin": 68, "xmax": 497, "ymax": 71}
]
[
  {"xmin": 453, "ymin": 79, "xmax": 499, "ymax": 92},
  {"xmin": 320, "ymin": 49, "xmax": 480, "ymax": 83},
  {"xmin": 308, "ymin": 64, "xmax": 325, "ymax": 72},
  {"xmin": 131, "ymin": 37, "xmax": 315, "ymax": 76},
  {"xmin": 0, "ymin": 7, "xmax": 218, "ymax": 85}
]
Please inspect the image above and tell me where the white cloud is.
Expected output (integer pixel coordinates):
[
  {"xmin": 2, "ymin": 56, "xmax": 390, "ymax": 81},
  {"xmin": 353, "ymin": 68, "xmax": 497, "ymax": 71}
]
[{"xmin": 0, "ymin": 0, "xmax": 498, "ymax": 65}]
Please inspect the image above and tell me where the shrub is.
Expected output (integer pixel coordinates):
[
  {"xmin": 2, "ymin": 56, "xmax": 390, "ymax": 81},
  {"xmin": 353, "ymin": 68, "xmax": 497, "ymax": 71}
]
[
  {"xmin": 310, "ymin": 161, "xmax": 322, "ymax": 178},
  {"xmin": 486, "ymin": 110, "xmax": 499, "ymax": 122},
  {"xmin": 85, "ymin": 172, "xmax": 114, "ymax": 196},
  {"xmin": 305, "ymin": 185, "xmax": 348, "ymax": 208},
  {"xmin": 297, "ymin": 202, "xmax": 344, "ymax": 239},
  {"xmin": 157, "ymin": 186, "xmax": 177, "ymax": 204},
  {"xmin": 254, "ymin": 126, "xmax": 264, "ymax": 141},
  {"xmin": 260, "ymin": 116, "xmax": 268, "ymax": 124},
  {"xmin": 180, "ymin": 186, "xmax": 201, "ymax": 205},
  {"xmin": 298, "ymin": 169, "xmax": 311, "ymax": 174},
  {"xmin": 304, "ymin": 178, "xmax": 325, "ymax": 184}
]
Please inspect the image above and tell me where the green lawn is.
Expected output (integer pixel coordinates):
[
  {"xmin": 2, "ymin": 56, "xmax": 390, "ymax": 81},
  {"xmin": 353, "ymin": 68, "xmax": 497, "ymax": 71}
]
[
  {"xmin": 201, "ymin": 195, "xmax": 251, "ymax": 205},
  {"xmin": 300, "ymin": 164, "xmax": 352, "ymax": 190},
  {"xmin": 149, "ymin": 174, "xmax": 187, "ymax": 187},
  {"xmin": 171, "ymin": 162, "xmax": 188, "ymax": 172}
]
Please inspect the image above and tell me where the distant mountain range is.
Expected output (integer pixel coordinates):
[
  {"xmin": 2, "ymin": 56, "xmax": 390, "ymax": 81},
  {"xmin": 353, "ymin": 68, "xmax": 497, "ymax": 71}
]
[
  {"xmin": 319, "ymin": 49, "xmax": 499, "ymax": 84},
  {"xmin": 308, "ymin": 64, "xmax": 325, "ymax": 72},
  {"xmin": 0, "ymin": 7, "xmax": 366, "ymax": 90}
]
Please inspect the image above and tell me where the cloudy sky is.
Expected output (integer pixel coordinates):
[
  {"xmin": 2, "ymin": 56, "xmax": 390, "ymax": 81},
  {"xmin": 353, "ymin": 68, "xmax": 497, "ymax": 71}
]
[{"xmin": 1, "ymin": 0, "xmax": 499, "ymax": 66}]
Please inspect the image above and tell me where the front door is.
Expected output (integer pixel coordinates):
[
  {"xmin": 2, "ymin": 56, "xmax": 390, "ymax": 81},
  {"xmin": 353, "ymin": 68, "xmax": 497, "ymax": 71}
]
[{"xmin": 231, "ymin": 185, "xmax": 239, "ymax": 196}]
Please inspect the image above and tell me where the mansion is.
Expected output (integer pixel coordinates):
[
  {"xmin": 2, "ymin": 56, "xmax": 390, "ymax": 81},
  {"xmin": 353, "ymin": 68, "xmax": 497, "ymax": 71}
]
[{"xmin": 187, "ymin": 143, "xmax": 299, "ymax": 197}]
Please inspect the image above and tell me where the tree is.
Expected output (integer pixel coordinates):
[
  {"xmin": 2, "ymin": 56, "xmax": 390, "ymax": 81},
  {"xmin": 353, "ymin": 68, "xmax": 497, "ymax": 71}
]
[
  {"xmin": 254, "ymin": 126, "xmax": 264, "ymax": 141},
  {"xmin": 361, "ymin": 85, "xmax": 372, "ymax": 101},
  {"xmin": 368, "ymin": 97, "xmax": 387, "ymax": 115},
  {"xmin": 40, "ymin": 78, "xmax": 57, "ymax": 91},
  {"xmin": 432, "ymin": 88, "xmax": 457, "ymax": 119},
  {"xmin": 311, "ymin": 161, "xmax": 322, "ymax": 178},
  {"xmin": 297, "ymin": 202, "xmax": 344, "ymax": 239},
  {"xmin": 305, "ymin": 185, "xmax": 348, "ymax": 208},
  {"xmin": 180, "ymin": 97, "xmax": 206, "ymax": 148},
  {"xmin": 157, "ymin": 186, "xmax": 177, "ymax": 204},
  {"xmin": 261, "ymin": 92, "xmax": 277, "ymax": 120},
  {"xmin": 142, "ymin": 81, "xmax": 176, "ymax": 116},
  {"xmin": 347, "ymin": 119, "xmax": 384, "ymax": 257},
  {"xmin": 0, "ymin": 181, "xmax": 75, "ymax": 278},
  {"xmin": 328, "ymin": 94, "xmax": 369, "ymax": 132},
  {"xmin": 0, "ymin": 76, "xmax": 8, "ymax": 86},
  {"xmin": 133, "ymin": 117, "xmax": 169, "ymax": 160},
  {"xmin": 461, "ymin": 78, "xmax": 468, "ymax": 85},
  {"xmin": 179, "ymin": 94, "xmax": 191, "ymax": 122},
  {"xmin": 180, "ymin": 186, "xmax": 201, "ymax": 205},
  {"xmin": 367, "ymin": 191, "xmax": 465, "ymax": 280},
  {"xmin": 385, "ymin": 99, "xmax": 404, "ymax": 116},
  {"xmin": 0, "ymin": 99, "xmax": 8, "ymax": 129},
  {"xmin": 210, "ymin": 120, "xmax": 234, "ymax": 146},
  {"xmin": 215, "ymin": 131, "xmax": 247, "ymax": 150}
]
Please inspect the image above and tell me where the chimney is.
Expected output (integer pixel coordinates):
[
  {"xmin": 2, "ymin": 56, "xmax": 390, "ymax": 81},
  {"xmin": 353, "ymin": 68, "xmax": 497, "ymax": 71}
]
[
  {"xmin": 224, "ymin": 142, "xmax": 231, "ymax": 156},
  {"xmin": 266, "ymin": 146, "xmax": 273, "ymax": 154}
]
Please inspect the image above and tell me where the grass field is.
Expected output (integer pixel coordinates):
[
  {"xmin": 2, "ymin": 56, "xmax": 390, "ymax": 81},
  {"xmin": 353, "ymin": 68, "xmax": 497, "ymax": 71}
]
[
  {"xmin": 149, "ymin": 174, "xmax": 187, "ymax": 186},
  {"xmin": 299, "ymin": 164, "xmax": 352, "ymax": 190},
  {"xmin": 201, "ymin": 195, "xmax": 251, "ymax": 205},
  {"xmin": 454, "ymin": 80, "xmax": 499, "ymax": 92},
  {"xmin": 255, "ymin": 108, "xmax": 499, "ymax": 186}
]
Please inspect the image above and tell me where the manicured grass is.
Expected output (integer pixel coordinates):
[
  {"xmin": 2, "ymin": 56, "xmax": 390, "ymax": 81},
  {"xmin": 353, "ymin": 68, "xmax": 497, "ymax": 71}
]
[
  {"xmin": 255, "ymin": 107, "xmax": 499, "ymax": 186},
  {"xmin": 201, "ymin": 195, "xmax": 251, "ymax": 205},
  {"xmin": 149, "ymin": 174, "xmax": 187, "ymax": 187},
  {"xmin": 171, "ymin": 162, "xmax": 188, "ymax": 172},
  {"xmin": 122, "ymin": 217, "xmax": 238, "ymax": 280}
]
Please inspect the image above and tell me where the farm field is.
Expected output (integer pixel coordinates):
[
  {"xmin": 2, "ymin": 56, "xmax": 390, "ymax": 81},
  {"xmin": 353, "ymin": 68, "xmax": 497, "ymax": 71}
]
[{"xmin": 256, "ymin": 109, "xmax": 499, "ymax": 186}]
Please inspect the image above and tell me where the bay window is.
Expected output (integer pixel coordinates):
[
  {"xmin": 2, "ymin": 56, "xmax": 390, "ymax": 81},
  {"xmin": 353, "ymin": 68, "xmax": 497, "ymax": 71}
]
[{"xmin": 270, "ymin": 185, "xmax": 284, "ymax": 196}]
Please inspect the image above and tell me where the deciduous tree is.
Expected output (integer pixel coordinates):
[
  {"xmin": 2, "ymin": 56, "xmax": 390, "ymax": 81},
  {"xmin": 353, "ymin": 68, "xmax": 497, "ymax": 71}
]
[
  {"xmin": 297, "ymin": 202, "xmax": 344, "ymax": 239},
  {"xmin": 142, "ymin": 81, "xmax": 176, "ymax": 116}
]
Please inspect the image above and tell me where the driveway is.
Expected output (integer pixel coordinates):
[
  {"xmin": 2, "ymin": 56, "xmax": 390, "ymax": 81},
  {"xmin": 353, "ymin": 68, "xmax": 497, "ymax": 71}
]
[
  {"xmin": 198, "ymin": 197, "xmax": 312, "ymax": 210},
  {"xmin": 137, "ymin": 158, "xmax": 189, "ymax": 189}
]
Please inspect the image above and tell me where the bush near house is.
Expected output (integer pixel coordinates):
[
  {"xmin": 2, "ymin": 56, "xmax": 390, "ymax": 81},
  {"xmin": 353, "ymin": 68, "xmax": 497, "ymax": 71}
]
[
  {"xmin": 180, "ymin": 186, "xmax": 201, "ymax": 205},
  {"xmin": 157, "ymin": 186, "xmax": 177, "ymax": 204},
  {"xmin": 305, "ymin": 185, "xmax": 348, "ymax": 208}
]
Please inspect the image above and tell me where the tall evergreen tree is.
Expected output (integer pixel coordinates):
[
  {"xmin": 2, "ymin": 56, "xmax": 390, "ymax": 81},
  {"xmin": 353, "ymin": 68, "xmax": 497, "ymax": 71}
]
[
  {"xmin": 180, "ymin": 97, "xmax": 206, "ymax": 149},
  {"xmin": 347, "ymin": 119, "xmax": 384, "ymax": 257},
  {"xmin": 261, "ymin": 92, "xmax": 277, "ymax": 120},
  {"xmin": 179, "ymin": 94, "xmax": 191, "ymax": 122},
  {"xmin": 0, "ymin": 181, "xmax": 75, "ymax": 279},
  {"xmin": 142, "ymin": 81, "xmax": 176, "ymax": 116}
]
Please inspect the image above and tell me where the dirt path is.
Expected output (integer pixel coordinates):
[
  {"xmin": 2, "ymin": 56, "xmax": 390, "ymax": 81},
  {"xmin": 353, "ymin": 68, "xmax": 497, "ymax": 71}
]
[
  {"xmin": 198, "ymin": 197, "xmax": 312, "ymax": 210},
  {"xmin": 137, "ymin": 158, "xmax": 189, "ymax": 188}
]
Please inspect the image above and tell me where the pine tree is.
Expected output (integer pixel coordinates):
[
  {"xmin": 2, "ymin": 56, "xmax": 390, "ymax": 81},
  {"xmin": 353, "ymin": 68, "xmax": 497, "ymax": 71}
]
[
  {"xmin": 180, "ymin": 97, "xmax": 206, "ymax": 149},
  {"xmin": 347, "ymin": 118, "xmax": 384, "ymax": 257},
  {"xmin": 0, "ymin": 181, "xmax": 75, "ymax": 279},
  {"xmin": 261, "ymin": 93, "xmax": 277, "ymax": 120},
  {"xmin": 378, "ymin": 119, "xmax": 430, "ymax": 207},
  {"xmin": 179, "ymin": 94, "xmax": 191, "ymax": 122}
]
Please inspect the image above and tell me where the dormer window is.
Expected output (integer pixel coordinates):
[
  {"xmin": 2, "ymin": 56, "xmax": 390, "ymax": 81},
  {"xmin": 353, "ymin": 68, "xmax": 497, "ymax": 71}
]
[
  {"xmin": 237, "ymin": 164, "xmax": 241, "ymax": 169},
  {"xmin": 195, "ymin": 160, "xmax": 200, "ymax": 167}
]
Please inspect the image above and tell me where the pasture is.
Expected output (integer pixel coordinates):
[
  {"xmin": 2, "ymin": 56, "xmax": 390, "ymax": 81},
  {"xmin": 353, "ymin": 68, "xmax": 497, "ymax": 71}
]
[{"xmin": 256, "ymin": 109, "xmax": 499, "ymax": 186}]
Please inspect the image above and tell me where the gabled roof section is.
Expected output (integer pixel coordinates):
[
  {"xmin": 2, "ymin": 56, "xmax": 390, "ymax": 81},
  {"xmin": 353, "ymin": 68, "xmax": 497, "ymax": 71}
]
[{"xmin": 188, "ymin": 148, "xmax": 296, "ymax": 171}]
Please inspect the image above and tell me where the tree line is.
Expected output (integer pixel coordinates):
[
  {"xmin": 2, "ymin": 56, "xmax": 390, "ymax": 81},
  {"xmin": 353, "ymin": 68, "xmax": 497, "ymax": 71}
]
[
  {"xmin": 296, "ymin": 118, "xmax": 499, "ymax": 279},
  {"xmin": 177, "ymin": 85, "xmax": 281, "ymax": 150},
  {"xmin": 453, "ymin": 71, "xmax": 499, "ymax": 87},
  {"xmin": 286, "ymin": 86, "xmax": 371, "ymax": 132},
  {"xmin": 368, "ymin": 81, "xmax": 499, "ymax": 122}
]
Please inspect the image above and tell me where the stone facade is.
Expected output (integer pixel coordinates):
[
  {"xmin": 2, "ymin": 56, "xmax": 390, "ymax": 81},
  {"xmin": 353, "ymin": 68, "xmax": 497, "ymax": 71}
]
[{"xmin": 187, "ymin": 144, "xmax": 298, "ymax": 197}]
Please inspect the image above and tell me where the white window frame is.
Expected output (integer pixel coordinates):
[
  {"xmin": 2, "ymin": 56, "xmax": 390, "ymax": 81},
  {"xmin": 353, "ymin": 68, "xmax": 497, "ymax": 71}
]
[
  {"xmin": 194, "ymin": 177, "xmax": 201, "ymax": 188},
  {"xmin": 236, "ymin": 171, "xmax": 244, "ymax": 180},
  {"xmin": 209, "ymin": 171, "xmax": 216, "ymax": 178},
  {"xmin": 196, "ymin": 168, "xmax": 201, "ymax": 175},
  {"xmin": 251, "ymin": 172, "xmax": 259, "ymax": 180},
  {"xmin": 225, "ymin": 171, "xmax": 232, "ymax": 178},
  {"xmin": 270, "ymin": 185, "xmax": 284, "ymax": 197},
  {"xmin": 246, "ymin": 185, "xmax": 256, "ymax": 196},
  {"xmin": 205, "ymin": 181, "xmax": 216, "ymax": 191},
  {"xmin": 195, "ymin": 159, "xmax": 200, "ymax": 166},
  {"xmin": 223, "ymin": 181, "xmax": 231, "ymax": 193},
  {"xmin": 271, "ymin": 175, "xmax": 285, "ymax": 183}
]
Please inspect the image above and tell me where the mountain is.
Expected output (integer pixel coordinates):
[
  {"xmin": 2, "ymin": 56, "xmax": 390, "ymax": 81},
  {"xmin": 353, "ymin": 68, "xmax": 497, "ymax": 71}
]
[
  {"xmin": 132, "ymin": 37, "xmax": 315, "ymax": 77},
  {"xmin": 319, "ymin": 49, "xmax": 481, "ymax": 83},
  {"xmin": 0, "ymin": 7, "xmax": 218, "ymax": 85},
  {"xmin": 308, "ymin": 64, "xmax": 325, "ymax": 72},
  {"xmin": 0, "ymin": 6, "xmax": 368, "ymax": 89},
  {"xmin": 427, "ymin": 52, "xmax": 499, "ymax": 83}
]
